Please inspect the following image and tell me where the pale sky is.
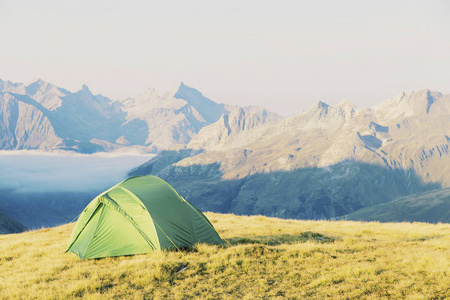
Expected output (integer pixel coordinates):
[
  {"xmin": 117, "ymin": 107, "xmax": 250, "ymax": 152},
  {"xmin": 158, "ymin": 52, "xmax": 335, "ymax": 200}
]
[{"xmin": 1, "ymin": 0, "xmax": 449, "ymax": 116}]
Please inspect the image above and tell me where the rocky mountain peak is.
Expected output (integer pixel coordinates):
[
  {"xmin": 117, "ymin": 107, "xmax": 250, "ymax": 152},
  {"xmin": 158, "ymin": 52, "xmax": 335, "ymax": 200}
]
[
  {"xmin": 169, "ymin": 83, "xmax": 229, "ymax": 124},
  {"xmin": 32, "ymin": 78, "xmax": 46, "ymax": 85},
  {"xmin": 336, "ymin": 100, "xmax": 354, "ymax": 108},
  {"xmin": 317, "ymin": 100, "xmax": 329, "ymax": 108},
  {"xmin": 131, "ymin": 88, "xmax": 159, "ymax": 104},
  {"xmin": 307, "ymin": 100, "xmax": 330, "ymax": 115},
  {"xmin": 336, "ymin": 100, "xmax": 358, "ymax": 121},
  {"xmin": 166, "ymin": 81, "xmax": 187, "ymax": 97},
  {"xmin": 143, "ymin": 87, "xmax": 158, "ymax": 97},
  {"xmin": 172, "ymin": 82, "xmax": 200, "ymax": 99},
  {"xmin": 229, "ymin": 106, "xmax": 245, "ymax": 119},
  {"xmin": 26, "ymin": 78, "xmax": 53, "ymax": 95},
  {"xmin": 80, "ymin": 84, "xmax": 91, "ymax": 93},
  {"xmin": 23, "ymin": 79, "xmax": 68, "ymax": 111},
  {"xmin": 374, "ymin": 89, "xmax": 445, "ymax": 122},
  {"xmin": 0, "ymin": 79, "xmax": 26, "ymax": 94}
]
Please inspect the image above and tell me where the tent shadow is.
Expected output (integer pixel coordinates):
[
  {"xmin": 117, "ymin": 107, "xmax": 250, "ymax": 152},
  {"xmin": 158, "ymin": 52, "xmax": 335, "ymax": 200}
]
[
  {"xmin": 157, "ymin": 231, "xmax": 339, "ymax": 255},
  {"xmin": 90, "ymin": 246, "xmax": 200, "ymax": 260},
  {"xmin": 88, "ymin": 231, "xmax": 338, "ymax": 260},
  {"xmin": 223, "ymin": 231, "xmax": 339, "ymax": 247}
]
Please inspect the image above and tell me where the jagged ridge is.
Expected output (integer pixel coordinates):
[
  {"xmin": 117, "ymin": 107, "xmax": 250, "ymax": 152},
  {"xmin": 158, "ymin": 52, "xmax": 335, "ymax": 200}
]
[{"xmin": 1, "ymin": 79, "xmax": 278, "ymax": 153}]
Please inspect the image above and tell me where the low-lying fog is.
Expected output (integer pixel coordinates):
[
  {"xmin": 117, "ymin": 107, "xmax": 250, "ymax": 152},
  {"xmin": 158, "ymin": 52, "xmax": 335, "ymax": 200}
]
[{"xmin": 0, "ymin": 150, "xmax": 155, "ymax": 193}]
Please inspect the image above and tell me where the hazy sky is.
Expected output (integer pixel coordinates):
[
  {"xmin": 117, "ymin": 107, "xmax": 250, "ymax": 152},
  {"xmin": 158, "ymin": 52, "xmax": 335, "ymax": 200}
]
[{"xmin": 1, "ymin": 0, "xmax": 449, "ymax": 116}]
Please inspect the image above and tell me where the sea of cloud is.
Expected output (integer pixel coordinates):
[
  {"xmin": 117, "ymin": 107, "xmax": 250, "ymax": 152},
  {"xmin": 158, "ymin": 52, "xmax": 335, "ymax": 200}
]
[{"xmin": 0, "ymin": 150, "xmax": 155, "ymax": 193}]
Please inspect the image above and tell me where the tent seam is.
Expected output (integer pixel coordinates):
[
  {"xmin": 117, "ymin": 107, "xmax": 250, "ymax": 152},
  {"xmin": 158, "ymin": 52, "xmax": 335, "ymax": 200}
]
[
  {"xmin": 119, "ymin": 185, "xmax": 185, "ymax": 250},
  {"xmin": 154, "ymin": 177, "xmax": 203, "ymax": 241},
  {"xmin": 81, "ymin": 204, "xmax": 107, "ymax": 259},
  {"xmin": 183, "ymin": 198, "xmax": 230, "ymax": 247},
  {"xmin": 148, "ymin": 176, "xmax": 224, "ymax": 246},
  {"xmin": 117, "ymin": 186, "xmax": 162, "ymax": 249},
  {"xmin": 180, "ymin": 198, "xmax": 198, "ymax": 243},
  {"xmin": 152, "ymin": 219, "xmax": 181, "ymax": 251},
  {"xmin": 66, "ymin": 199, "xmax": 103, "ymax": 253},
  {"xmin": 99, "ymin": 194, "xmax": 157, "ymax": 250}
]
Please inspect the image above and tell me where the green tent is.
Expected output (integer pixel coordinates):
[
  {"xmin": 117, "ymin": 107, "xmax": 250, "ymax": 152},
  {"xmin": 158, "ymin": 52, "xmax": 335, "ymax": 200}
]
[{"xmin": 66, "ymin": 175, "xmax": 223, "ymax": 259}]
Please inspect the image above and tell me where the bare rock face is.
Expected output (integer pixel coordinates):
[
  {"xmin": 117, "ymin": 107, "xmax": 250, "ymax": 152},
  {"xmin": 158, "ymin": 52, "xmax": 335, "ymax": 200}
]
[{"xmin": 0, "ymin": 93, "xmax": 62, "ymax": 150}]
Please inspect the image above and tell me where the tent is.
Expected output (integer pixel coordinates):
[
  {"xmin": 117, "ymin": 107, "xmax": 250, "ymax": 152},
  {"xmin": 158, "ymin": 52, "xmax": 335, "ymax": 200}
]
[{"xmin": 66, "ymin": 175, "xmax": 223, "ymax": 259}]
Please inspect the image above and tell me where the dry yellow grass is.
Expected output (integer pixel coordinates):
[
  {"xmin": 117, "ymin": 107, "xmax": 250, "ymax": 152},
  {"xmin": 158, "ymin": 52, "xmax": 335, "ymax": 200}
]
[{"xmin": 0, "ymin": 213, "xmax": 449, "ymax": 299}]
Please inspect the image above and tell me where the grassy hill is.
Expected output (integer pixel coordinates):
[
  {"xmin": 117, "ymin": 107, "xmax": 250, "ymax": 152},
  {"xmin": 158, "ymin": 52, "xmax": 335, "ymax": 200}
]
[
  {"xmin": 0, "ymin": 213, "xmax": 449, "ymax": 299},
  {"xmin": 345, "ymin": 188, "xmax": 450, "ymax": 223}
]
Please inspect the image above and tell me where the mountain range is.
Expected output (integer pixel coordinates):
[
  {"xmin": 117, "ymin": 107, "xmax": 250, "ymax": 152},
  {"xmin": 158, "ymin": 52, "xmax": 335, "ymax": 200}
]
[
  {"xmin": 0, "ymin": 79, "xmax": 278, "ymax": 153},
  {"xmin": 130, "ymin": 89, "xmax": 450, "ymax": 221},
  {"xmin": 0, "ymin": 79, "xmax": 449, "ymax": 231}
]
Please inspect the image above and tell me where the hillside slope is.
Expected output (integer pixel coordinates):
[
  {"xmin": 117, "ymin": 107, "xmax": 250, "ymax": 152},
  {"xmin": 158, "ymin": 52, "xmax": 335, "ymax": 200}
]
[
  {"xmin": 345, "ymin": 188, "xmax": 450, "ymax": 223},
  {"xmin": 0, "ymin": 210, "xmax": 27, "ymax": 234},
  {"xmin": 0, "ymin": 214, "xmax": 448, "ymax": 299},
  {"xmin": 0, "ymin": 189, "xmax": 98, "ymax": 229}
]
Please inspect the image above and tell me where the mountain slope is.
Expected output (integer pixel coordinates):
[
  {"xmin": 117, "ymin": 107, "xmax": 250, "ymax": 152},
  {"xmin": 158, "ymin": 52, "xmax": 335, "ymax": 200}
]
[
  {"xmin": 0, "ymin": 92, "xmax": 63, "ymax": 150},
  {"xmin": 345, "ymin": 188, "xmax": 450, "ymax": 223},
  {"xmin": 131, "ymin": 89, "xmax": 450, "ymax": 220},
  {"xmin": 0, "ymin": 210, "xmax": 27, "ymax": 234},
  {"xmin": 0, "ymin": 189, "xmax": 98, "ymax": 229}
]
